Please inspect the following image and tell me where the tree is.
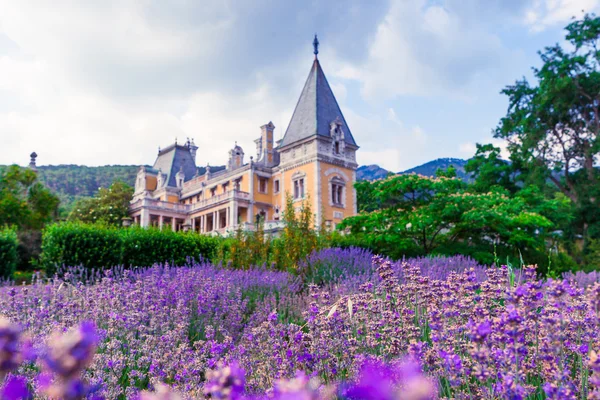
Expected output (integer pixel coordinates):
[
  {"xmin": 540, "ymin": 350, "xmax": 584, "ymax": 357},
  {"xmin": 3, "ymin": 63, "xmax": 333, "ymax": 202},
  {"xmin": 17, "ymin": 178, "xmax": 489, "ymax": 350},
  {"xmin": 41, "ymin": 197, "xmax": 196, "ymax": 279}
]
[
  {"xmin": 465, "ymin": 144, "xmax": 519, "ymax": 194},
  {"xmin": 339, "ymin": 172, "xmax": 554, "ymax": 259},
  {"xmin": 0, "ymin": 165, "xmax": 59, "ymax": 230},
  {"xmin": 495, "ymin": 14, "xmax": 600, "ymax": 243},
  {"xmin": 68, "ymin": 180, "xmax": 133, "ymax": 226}
]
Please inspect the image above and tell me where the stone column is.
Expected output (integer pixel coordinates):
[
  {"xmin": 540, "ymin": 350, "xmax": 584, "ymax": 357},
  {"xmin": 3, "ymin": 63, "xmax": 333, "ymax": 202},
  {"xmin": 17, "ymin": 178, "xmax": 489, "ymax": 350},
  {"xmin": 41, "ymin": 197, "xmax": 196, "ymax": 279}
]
[
  {"xmin": 232, "ymin": 201, "xmax": 238, "ymax": 228},
  {"xmin": 248, "ymin": 170, "xmax": 254, "ymax": 224},
  {"xmin": 140, "ymin": 209, "xmax": 150, "ymax": 228},
  {"xmin": 159, "ymin": 215, "xmax": 164, "ymax": 230},
  {"xmin": 215, "ymin": 211, "xmax": 219, "ymax": 231},
  {"xmin": 171, "ymin": 218, "xmax": 176, "ymax": 232},
  {"xmin": 191, "ymin": 217, "xmax": 196, "ymax": 232},
  {"xmin": 226, "ymin": 207, "xmax": 230, "ymax": 227}
]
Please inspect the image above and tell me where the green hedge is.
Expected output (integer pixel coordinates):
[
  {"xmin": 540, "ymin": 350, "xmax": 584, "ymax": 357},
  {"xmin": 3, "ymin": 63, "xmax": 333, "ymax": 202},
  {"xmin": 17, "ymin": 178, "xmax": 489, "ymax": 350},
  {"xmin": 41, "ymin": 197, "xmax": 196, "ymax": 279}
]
[
  {"xmin": 40, "ymin": 223, "xmax": 220, "ymax": 273},
  {"xmin": 0, "ymin": 227, "xmax": 18, "ymax": 279}
]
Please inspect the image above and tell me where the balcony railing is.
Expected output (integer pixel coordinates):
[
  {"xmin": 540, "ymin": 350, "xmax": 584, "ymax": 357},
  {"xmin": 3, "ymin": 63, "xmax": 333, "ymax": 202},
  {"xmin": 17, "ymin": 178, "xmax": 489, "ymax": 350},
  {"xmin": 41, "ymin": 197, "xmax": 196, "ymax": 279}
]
[
  {"xmin": 130, "ymin": 190, "xmax": 252, "ymax": 215},
  {"xmin": 208, "ymin": 220, "xmax": 286, "ymax": 236},
  {"xmin": 130, "ymin": 198, "xmax": 190, "ymax": 213},
  {"xmin": 189, "ymin": 190, "xmax": 251, "ymax": 212}
]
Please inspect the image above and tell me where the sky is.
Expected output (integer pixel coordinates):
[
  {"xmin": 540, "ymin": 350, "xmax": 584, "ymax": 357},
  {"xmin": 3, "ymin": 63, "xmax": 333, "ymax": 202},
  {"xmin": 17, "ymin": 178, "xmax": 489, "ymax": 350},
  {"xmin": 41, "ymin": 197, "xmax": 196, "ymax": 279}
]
[{"xmin": 0, "ymin": 0, "xmax": 598, "ymax": 172}]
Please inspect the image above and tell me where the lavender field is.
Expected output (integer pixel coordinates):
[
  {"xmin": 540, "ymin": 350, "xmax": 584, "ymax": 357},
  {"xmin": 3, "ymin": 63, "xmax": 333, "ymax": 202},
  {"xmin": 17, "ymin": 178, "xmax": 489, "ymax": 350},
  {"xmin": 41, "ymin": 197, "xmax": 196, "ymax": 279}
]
[{"xmin": 1, "ymin": 248, "xmax": 600, "ymax": 399}]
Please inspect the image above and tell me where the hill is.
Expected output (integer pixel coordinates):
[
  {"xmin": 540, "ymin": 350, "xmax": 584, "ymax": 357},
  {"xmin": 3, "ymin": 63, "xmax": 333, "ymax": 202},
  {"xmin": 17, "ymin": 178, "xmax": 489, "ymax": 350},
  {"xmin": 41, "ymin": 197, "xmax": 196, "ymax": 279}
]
[
  {"xmin": 401, "ymin": 158, "xmax": 471, "ymax": 181},
  {"xmin": 357, "ymin": 158, "xmax": 471, "ymax": 182},
  {"xmin": 356, "ymin": 164, "xmax": 392, "ymax": 181}
]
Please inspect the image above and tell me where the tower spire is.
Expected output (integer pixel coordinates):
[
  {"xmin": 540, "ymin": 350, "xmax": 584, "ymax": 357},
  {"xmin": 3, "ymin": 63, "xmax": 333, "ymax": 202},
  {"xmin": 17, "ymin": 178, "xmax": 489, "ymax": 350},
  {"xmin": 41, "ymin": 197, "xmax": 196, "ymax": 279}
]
[{"xmin": 313, "ymin": 34, "xmax": 319, "ymax": 59}]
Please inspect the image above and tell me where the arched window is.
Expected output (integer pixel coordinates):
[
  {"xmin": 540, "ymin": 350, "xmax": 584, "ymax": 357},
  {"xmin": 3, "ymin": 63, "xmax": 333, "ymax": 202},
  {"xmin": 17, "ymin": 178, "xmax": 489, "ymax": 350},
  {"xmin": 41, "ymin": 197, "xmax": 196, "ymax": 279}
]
[{"xmin": 330, "ymin": 177, "xmax": 346, "ymax": 207}]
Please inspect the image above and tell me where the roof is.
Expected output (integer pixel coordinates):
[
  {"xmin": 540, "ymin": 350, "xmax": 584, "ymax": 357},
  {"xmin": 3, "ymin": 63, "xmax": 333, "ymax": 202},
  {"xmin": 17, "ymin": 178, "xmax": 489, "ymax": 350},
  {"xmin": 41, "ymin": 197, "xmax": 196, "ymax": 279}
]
[
  {"xmin": 280, "ymin": 59, "xmax": 357, "ymax": 148},
  {"xmin": 152, "ymin": 144, "xmax": 197, "ymax": 187}
]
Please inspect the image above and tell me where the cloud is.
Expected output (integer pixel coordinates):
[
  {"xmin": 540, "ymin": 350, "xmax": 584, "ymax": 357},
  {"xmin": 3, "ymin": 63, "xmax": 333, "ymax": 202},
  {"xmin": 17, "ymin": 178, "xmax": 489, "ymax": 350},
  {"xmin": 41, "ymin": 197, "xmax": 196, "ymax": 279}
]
[
  {"xmin": 333, "ymin": 0, "xmax": 522, "ymax": 100},
  {"xmin": 525, "ymin": 0, "xmax": 600, "ymax": 32},
  {"xmin": 459, "ymin": 142, "xmax": 477, "ymax": 155},
  {"xmin": 0, "ymin": 0, "xmax": 596, "ymax": 173}
]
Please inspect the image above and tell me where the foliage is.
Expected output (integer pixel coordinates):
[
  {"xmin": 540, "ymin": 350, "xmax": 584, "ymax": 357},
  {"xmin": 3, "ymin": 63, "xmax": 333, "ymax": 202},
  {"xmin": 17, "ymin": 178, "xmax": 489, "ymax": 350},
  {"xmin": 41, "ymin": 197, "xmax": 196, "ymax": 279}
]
[
  {"xmin": 464, "ymin": 144, "xmax": 519, "ymax": 194},
  {"xmin": 0, "ymin": 227, "xmax": 18, "ymax": 279},
  {"xmin": 0, "ymin": 165, "xmax": 59, "ymax": 230},
  {"xmin": 15, "ymin": 229, "xmax": 43, "ymax": 271},
  {"xmin": 341, "ymin": 172, "xmax": 554, "ymax": 263},
  {"xmin": 272, "ymin": 194, "xmax": 322, "ymax": 270},
  {"xmin": 224, "ymin": 223, "xmax": 272, "ymax": 270},
  {"xmin": 495, "ymin": 13, "xmax": 600, "ymax": 247},
  {"xmin": 40, "ymin": 223, "xmax": 220, "ymax": 273},
  {"xmin": 67, "ymin": 180, "xmax": 134, "ymax": 226},
  {"xmin": 220, "ymin": 194, "xmax": 324, "ymax": 271}
]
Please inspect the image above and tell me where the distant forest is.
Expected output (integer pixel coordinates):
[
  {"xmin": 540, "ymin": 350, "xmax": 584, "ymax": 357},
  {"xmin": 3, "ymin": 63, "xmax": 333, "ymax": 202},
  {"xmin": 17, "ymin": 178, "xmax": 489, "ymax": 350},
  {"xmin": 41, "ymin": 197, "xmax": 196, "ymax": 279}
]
[
  {"xmin": 33, "ymin": 165, "xmax": 141, "ymax": 216},
  {"xmin": 0, "ymin": 164, "xmax": 228, "ymax": 216}
]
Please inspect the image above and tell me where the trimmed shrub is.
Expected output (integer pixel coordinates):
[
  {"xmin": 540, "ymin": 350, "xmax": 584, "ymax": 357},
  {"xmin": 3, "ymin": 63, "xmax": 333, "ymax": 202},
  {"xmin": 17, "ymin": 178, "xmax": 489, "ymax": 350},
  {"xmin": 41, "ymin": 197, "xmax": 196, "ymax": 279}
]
[
  {"xmin": 40, "ymin": 223, "xmax": 220, "ymax": 273},
  {"xmin": 120, "ymin": 227, "xmax": 219, "ymax": 268},
  {"xmin": 0, "ymin": 227, "xmax": 18, "ymax": 278}
]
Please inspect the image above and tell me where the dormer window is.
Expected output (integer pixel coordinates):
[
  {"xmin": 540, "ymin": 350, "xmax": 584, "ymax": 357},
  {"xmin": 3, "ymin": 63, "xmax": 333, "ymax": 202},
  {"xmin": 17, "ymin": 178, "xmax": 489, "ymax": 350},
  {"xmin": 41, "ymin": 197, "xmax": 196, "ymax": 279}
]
[{"xmin": 330, "ymin": 118, "xmax": 345, "ymax": 156}]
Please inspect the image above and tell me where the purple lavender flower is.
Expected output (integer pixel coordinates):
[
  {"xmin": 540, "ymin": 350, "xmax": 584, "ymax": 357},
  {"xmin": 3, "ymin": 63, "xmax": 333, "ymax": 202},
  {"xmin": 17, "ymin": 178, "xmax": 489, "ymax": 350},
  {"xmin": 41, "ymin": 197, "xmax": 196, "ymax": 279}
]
[
  {"xmin": 40, "ymin": 321, "xmax": 100, "ymax": 400},
  {"xmin": 203, "ymin": 361, "xmax": 245, "ymax": 399},
  {"xmin": 2, "ymin": 375, "xmax": 29, "ymax": 400}
]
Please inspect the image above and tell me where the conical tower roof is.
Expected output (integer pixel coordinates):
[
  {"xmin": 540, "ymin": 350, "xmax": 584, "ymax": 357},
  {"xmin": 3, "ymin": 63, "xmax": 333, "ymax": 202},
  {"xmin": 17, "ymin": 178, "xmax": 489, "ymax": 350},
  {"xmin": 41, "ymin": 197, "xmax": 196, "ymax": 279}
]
[{"xmin": 280, "ymin": 46, "xmax": 357, "ymax": 149}]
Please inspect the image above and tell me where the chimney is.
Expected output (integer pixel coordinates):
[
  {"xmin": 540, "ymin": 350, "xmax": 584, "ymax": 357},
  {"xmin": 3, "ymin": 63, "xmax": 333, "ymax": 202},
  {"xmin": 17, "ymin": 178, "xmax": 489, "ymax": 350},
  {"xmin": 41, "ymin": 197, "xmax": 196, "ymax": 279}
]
[
  {"xmin": 188, "ymin": 138, "xmax": 198, "ymax": 163},
  {"xmin": 260, "ymin": 121, "xmax": 275, "ymax": 166}
]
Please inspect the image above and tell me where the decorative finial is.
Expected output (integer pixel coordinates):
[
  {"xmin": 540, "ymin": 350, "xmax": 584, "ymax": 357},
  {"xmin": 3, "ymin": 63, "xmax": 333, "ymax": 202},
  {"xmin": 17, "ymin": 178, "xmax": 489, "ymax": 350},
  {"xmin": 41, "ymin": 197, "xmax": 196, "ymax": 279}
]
[
  {"xmin": 29, "ymin": 152, "xmax": 38, "ymax": 170},
  {"xmin": 313, "ymin": 34, "xmax": 319, "ymax": 58}
]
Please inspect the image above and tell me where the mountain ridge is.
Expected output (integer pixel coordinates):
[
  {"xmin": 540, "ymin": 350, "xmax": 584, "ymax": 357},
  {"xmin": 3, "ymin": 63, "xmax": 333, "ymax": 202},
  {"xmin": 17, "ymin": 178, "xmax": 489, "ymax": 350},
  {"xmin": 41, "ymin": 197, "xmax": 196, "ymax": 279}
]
[{"xmin": 356, "ymin": 157, "xmax": 471, "ymax": 181}]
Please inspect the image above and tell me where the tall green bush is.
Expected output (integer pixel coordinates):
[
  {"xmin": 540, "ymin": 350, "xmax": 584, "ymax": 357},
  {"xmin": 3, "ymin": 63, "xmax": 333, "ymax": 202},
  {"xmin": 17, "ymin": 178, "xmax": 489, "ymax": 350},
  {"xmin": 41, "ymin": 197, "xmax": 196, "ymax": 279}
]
[
  {"xmin": 0, "ymin": 227, "xmax": 18, "ymax": 279},
  {"xmin": 40, "ymin": 223, "xmax": 220, "ymax": 273}
]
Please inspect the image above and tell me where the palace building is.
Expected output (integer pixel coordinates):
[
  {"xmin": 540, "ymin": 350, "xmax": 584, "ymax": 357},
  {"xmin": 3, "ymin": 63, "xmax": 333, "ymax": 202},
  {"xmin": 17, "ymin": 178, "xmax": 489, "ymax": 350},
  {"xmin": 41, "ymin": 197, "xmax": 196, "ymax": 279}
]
[{"xmin": 129, "ymin": 36, "xmax": 359, "ymax": 234}]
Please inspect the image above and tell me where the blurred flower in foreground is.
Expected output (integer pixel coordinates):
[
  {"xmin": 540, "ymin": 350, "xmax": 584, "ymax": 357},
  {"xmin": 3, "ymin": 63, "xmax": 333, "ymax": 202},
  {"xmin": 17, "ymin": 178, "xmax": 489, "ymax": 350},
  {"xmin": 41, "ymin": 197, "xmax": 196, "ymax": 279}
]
[
  {"xmin": 341, "ymin": 359, "xmax": 435, "ymax": 400},
  {"xmin": 272, "ymin": 371, "xmax": 332, "ymax": 400},
  {"xmin": 204, "ymin": 361, "xmax": 245, "ymax": 399},
  {"xmin": 0, "ymin": 317, "xmax": 24, "ymax": 380},
  {"xmin": 40, "ymin": 321, "xmax": 100, "ymax": 400},
  {"xmin": 2, "ymin": 375, "xmax": 29, "ymax": 400},
  {"xmin": 138, "ymin": 383, "xmax": 183, "ymax": 400}
]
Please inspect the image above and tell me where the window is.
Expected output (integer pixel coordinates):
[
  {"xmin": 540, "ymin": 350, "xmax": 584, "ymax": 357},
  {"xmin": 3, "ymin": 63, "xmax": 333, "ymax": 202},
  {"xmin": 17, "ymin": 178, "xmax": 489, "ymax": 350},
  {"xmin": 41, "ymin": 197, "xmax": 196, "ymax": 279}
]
[
  {"xmin": 293, "ymin": 178, "xmax": 305, "ymax": 199},
  {"xmin": 274, "ymin": 179, "xmax": 280, "ymax": 193},
  {"xmin": 331, "ymin": 178, "xmax": 345, "ymax": 206},
  {"xmin": 210, "ymin": 187, "xmax": 216, "ymax": 197},
  {"xmin": 334, "ymin": 141, "xmax": 340, "ymax": 154},
  {"xmin": 223, "ymin": 182, "xmax": 229, "ymax": 192},
  {"xmin": 258, "ymin": 177, "xmax": 268, "ymax": 193}
]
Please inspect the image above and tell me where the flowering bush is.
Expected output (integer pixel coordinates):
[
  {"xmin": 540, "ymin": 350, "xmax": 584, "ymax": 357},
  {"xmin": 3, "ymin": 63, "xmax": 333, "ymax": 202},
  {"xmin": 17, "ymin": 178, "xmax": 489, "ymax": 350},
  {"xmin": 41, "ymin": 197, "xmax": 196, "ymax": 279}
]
[{"xmin": 0, "ymin": 250, "xmax": 599, "ymax": 399}]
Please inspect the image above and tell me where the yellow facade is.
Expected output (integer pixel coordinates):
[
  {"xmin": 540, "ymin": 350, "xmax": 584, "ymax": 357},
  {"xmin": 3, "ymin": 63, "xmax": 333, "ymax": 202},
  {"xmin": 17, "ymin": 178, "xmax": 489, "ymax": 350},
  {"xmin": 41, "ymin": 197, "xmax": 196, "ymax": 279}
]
[{"xmin": 319, "ymin": 162, "xmax": 355, "ymax": 225}]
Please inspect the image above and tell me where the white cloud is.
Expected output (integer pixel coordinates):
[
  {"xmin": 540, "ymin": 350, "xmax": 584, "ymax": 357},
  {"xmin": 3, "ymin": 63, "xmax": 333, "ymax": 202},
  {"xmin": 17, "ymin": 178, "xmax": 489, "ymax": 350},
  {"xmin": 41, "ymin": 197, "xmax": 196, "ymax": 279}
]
[
  {"xmin": 359, "ymin": 149, "xmax": 402, "ymax": 171},
  {"xmin": 459, "ymin": 142, "xmax": 477, "ymax": 155},
  {"xmin": 525, "ymin": 0, "xmax": 600, "ymax": 32},
  {"xmin": 333, "ymin": 0, "xmax": 518, "ymax": 100}
]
